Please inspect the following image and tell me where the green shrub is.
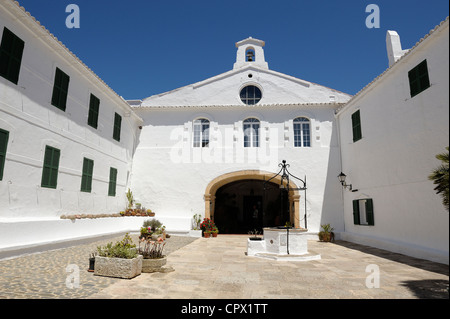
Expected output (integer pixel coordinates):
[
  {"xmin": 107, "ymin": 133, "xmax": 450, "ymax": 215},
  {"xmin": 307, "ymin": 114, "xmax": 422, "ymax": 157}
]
[{"xmin": 97, "ymin": 233, "xmax": 137, "ymax": 259}]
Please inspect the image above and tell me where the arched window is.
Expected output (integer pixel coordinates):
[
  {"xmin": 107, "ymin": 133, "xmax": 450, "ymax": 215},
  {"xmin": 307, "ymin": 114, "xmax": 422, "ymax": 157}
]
[
  {"xmin": 240, "ymin": 85, "xmax": 262, "ymax": 105},
  {"xmin": 293, "ymin": 117, "xmax": 311, "ymax": 147},
  {"xmin": 243, "ymin": 118, "xmax": 260, "ymax": 148},
  {"xmin": 193, "ymin": 118, "xmax": 210, "ymax": 147}
]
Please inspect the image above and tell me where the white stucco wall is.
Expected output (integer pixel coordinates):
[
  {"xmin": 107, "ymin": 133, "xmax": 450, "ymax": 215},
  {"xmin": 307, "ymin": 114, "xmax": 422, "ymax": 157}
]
[
  {"xmin": 0, "ymin": 0, "xmax": 142, "ymax": 249},
  {"xmin": 336, "ymin": 21, "xmax": 449, "ymax": 264},
  {"xmin": 129, "ymin": 103, "xmax": 345, "ymax": 234}
]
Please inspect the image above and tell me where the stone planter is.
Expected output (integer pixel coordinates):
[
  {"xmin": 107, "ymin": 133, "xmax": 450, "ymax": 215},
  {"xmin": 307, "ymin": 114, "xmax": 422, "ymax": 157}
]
[
  {"xmin": 94, "ymin": 255, "xmax": 143, "ymax": 279},
  {"xmin": 141, "ymin": 256, "xmax": 167, "ymax": 273},
  {"xmin": 247, "ymin": 238, "xmax": 266, "ymax": 256}
]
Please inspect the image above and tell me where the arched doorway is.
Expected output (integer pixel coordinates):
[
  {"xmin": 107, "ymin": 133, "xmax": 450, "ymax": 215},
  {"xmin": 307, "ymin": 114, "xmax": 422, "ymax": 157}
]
[
  {"xmin": 204, "ymin": 170, "xmax": 301, "ymax": 233},
  {"xmin": 214, "ymin": 179, "xmax": 289, "ymax": 234}
]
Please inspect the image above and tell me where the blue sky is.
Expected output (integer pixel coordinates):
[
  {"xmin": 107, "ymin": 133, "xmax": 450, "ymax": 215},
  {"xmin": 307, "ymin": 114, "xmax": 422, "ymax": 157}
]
[{"xmin": 15, "ymin": 0, "xmax": 449, "ymax": 100}]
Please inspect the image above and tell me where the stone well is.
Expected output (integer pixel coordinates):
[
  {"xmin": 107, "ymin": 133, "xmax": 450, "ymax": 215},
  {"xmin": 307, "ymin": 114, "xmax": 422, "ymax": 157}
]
[{"xmin": 247, "ymin": 227, "xmax": 321, "ymax": 261}]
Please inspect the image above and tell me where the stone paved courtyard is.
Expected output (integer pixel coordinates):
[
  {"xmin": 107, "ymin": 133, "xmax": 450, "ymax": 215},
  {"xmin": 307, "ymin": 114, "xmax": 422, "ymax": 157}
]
[{"xmin": 1, "ymin": 233, "xmax": 446, "ymax": 299}]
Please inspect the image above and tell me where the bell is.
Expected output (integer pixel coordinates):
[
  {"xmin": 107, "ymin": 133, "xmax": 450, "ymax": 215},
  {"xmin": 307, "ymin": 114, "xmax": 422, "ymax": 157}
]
[{"xmin": 246, "ymin": 51, "xmax": 254, "ymax": 62}]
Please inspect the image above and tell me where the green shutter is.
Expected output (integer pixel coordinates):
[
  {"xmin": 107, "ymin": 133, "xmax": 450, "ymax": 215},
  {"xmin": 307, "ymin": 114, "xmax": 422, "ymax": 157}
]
[
  {"xmin": 88, "ymin": 94, "xmax": 100, "ymax": 129},
  {"xmin": 0, "ymin": 27, "xmax": 25, "ymax": 85},
  {"xmin": 113, "ymin": 113, "xmax": 122, "ymax": 142},
  {"xmin": 81, "ymin": 157, "xmax": 94, "ymax": 192},
  {"xmin": 51, "ymin": 68, "xmax": 70, "ymax": 111},
  {"xmin": 108, "ymin": 167, "xmax": 117, "ymax": 196},
  {"xmin": 408, "ymin": 60, "xmax": 430, "ymax": 98},
  {"xmin": 352, "ymin": 200, "xmax": 360, "ymax": 225},
  {"xmin": 0, "ymin": 128, "xmax": 9, "ymax": 180},
  {"xmin": 41, "ymin": 146, "xmax": 60, "ymax": 188},
  {"xmin": 365, "ymin": 198, "xmax": 374, "ymax": 226},
  {"xmin": 351, "ymin": 110, "xmax": 362, "ymax": 142}
]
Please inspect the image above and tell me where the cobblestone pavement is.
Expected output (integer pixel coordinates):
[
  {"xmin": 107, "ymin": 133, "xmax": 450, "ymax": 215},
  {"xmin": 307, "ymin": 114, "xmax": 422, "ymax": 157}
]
[
  {"xmin": 0, "ymin": 234, "xmax": 448, "ymax": 299},
  {"xmin": 0, "ymin": 233, "xmax": 197, "ymax": 299}
]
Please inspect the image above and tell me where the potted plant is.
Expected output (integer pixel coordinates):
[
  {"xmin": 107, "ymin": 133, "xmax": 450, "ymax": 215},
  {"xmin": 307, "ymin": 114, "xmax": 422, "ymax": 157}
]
[
  {"xmin": 247, "ymin": 229, "xmax": 265, "ymax": 256},
  {"xmin": 88, "ymin": 252, "xmax": 97, "ymax": 272},
  {"xmin": 318, "ymin": 224, "xmax": 335, "ymax": 242},
  {"xmin": 211, "ymin": 226, "xmax": 219, "ymax": 237},
  {"xmin": 200, "ymin": 217, "xmax": 216, "ymax": 237},
  {"xmin": 248, "ymin": 229, "xmax": 263, "ymax": 241},
  {"xmin": 137, "ymin": 236, "xmax": 168, "ymax": 273},
  {"xmin": 94, "ymin": 233, "xmax": 143, "ymax": 279},
  {"xmin": 126, "ymin": 188, "xmax": 134, "ymax": 209},
  {"xmin": 139, "ymin": 226, "xmax": 152, "ymax": 240},
  {"xmin": 142, "ymin": 219, "xmax": 166, "ymax": 240},
  {"xmin": 189, "ymin": 213, "xmax": 203, "ymax": 237},
  {"xmin": 203, "ymin": 229, "xmax": 211, "ymax": 238}
]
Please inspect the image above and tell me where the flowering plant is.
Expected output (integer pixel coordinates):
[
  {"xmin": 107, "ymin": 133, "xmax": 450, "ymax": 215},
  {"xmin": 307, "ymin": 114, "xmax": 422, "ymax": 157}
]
[
  {"xmin": 200, "ymin": 218, "xmax": 215, "ymax": 233},
  {"xmin": 138, "ymin": 237, "xmax": 166, "ymax": 259}
]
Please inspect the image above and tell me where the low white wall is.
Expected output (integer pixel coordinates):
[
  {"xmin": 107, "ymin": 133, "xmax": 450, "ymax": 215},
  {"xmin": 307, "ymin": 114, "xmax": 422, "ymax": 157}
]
[{"xmin": 0, "ymin": 215, "xmax": 192, "ymax": 254}]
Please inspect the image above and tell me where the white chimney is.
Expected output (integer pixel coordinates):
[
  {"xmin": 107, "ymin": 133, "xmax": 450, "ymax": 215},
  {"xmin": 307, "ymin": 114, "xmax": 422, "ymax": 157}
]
[{"xmin": 386, "ymin": 30, "xmax": 409, "ymax": 67}]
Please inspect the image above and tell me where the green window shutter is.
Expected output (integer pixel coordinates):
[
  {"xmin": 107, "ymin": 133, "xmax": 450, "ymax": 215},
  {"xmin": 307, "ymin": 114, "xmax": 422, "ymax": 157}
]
[
  {"xmin": 80, "ymin": 157, "xmax": 94, "ymax": 192},
  {"xmin": 352, "ymin": 200, "xmax": 360, "ymax": 225},
  {"xmin": 108, "ymin": 167, "xmax": 117, "ymax": 196},
  {"xmin": 351, "ymin": 110, "xmax": 362, "ymax": 142},
  {"xmin": 0, "ymin": 27, "xmax": 25, "ymax": 84},
  {"xmin": 51, "ymin": 68, "xmax": 70, "ymax": 111},
  {"xmin": 113, "ymin": 113, "xmax": 122, "ymax": 142},
  {"xmin": 365, "ymin": 198, "xmax": 374, "ymax": 226},
  {"xmin": 0, "ymin": 128, "xmax": 10, "ymax": 180},
  {"xmin": 41, "ymin": 146, "xmax": 60, "ymax": 189},
  {"xmin": 87, "ymin": 94, "xmax": 100, "ymax": 129},
  {"xmin": 408, "ymin": 60, "xmax": 430, "ymax": 98}
]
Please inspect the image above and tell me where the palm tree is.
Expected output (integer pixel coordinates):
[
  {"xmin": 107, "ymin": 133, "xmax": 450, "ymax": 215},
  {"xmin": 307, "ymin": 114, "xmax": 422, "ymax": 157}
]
[{"xmin": 429, "ymin": 147, "xmax": 449, "ymax": 211}]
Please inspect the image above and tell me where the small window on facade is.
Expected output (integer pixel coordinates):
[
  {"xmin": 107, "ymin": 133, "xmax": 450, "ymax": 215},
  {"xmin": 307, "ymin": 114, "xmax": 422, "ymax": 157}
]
[
  {"xmin": 51, "ymin": 67, "xmax": 70, "ymax": 111},
  {"xmin": 108, "ymin": 167, "xmax": 117, "ymax": 196},
  {"xmin": 193, "ymin": 119, "xmax": 210, "ymax": 147},
  {"xmin": 80, "ymin": 157, "xmax": 94, "ymax": 193},
  {"xmin": 243, "ymin": 118, "xmax": 260, "ymax": 148},
  {"xmin": 240, "ymin": 85, "xmax": 262, "ymax": 105},
  {"xmin": 113, "ymin": 113, "xmax": 122, "ymax": 142},
  {"xmin": 0, "ymin": 27, "xmax": 24, "ymax": 85},
  {"xmin": 0, "ymin": 128, "xmax": 9, "ymax": 181},
  {"xmin": 352, "ymin": 199, "xmax": 374, "ymax": 226},
  {"xmin": 293, "ymin": 117, "xmax": 311, "ymax": 147},
  {"xmin": 87, "ymin": 94, "xmax": 100, "ymax": 129},
  {"xmin": 41, "ymin": 146, "xmax": 60, "ymax": 189},
  {"xmin": 351, "ymin": 110, "xmax": 362, "ymax": 142},
  {"xmin": 246, "ymin": 48, "xmax": 255, "ymax": 62},
  {"xmin": 408, "ymin": 59, "xmax": 430, "ymax": 98}
]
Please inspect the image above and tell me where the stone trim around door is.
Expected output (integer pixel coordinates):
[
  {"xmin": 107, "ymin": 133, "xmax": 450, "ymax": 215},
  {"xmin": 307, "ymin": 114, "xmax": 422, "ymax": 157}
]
[{"xmin": 203, "ymin": 170, "xmax": 301, "ymax": 228}]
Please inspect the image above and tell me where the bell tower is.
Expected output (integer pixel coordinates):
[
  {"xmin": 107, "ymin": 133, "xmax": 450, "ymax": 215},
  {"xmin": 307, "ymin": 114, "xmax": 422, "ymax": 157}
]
[{"xmin": 233, "ymin": 37, "xmax": 269, "ymax": 70}]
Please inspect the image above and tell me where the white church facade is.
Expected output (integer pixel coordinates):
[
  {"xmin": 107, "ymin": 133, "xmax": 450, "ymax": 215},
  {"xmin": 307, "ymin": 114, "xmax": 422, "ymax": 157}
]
[{"xmin": 0, "ymin": 1, "xmax": 448, "ymax": 264}]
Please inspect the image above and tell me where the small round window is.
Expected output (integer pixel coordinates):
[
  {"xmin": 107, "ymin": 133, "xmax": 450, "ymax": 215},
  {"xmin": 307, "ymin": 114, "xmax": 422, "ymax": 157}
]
[{"xmin": 240, "ymin": 85, "xmax": 262, "ymax": 105}]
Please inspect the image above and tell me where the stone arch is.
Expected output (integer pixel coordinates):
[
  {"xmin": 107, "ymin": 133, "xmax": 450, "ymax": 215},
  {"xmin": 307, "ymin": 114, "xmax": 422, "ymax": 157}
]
[{"xmin": 204, "ymin": 170, "xmax": 301, "ymax": 228}]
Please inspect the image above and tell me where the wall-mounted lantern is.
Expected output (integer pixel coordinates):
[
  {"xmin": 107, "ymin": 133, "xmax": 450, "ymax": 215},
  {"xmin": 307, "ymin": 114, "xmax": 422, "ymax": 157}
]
[{"xmin": 338, "ymin": 172, "xmax": 358, "ymax": 192}]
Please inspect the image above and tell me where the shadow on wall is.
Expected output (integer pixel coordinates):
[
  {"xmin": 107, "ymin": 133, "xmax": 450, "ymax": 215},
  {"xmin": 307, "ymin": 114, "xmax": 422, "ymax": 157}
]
[{"xmin": 319, "ymin": 120, "xmax": 344, "ymax": 233}]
